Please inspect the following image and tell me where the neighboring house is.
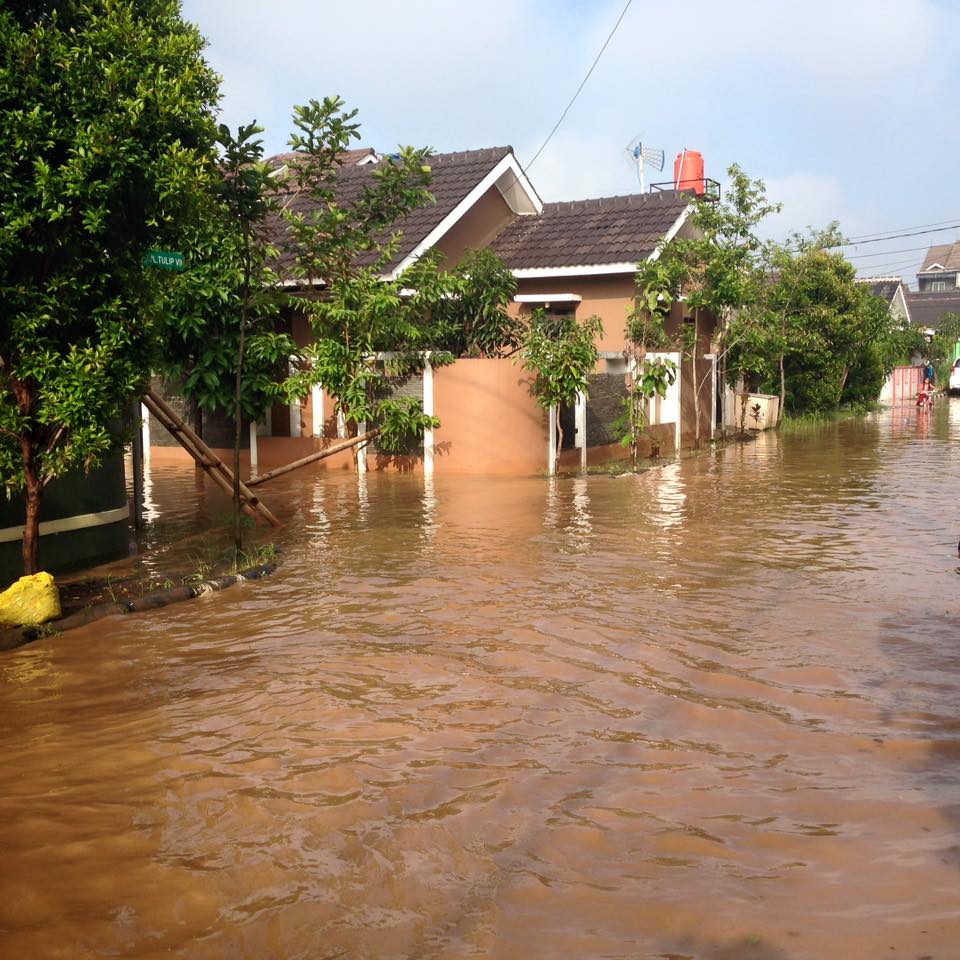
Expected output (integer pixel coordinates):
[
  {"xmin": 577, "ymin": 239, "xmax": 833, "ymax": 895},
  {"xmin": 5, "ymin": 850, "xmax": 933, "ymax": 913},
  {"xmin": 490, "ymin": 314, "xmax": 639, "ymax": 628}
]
[
  {"xmin": 906, "ymin": 239, "xmax": 960, "ymax": 351},
  {"xmin": 905, "ymin": 290, "xmax": 960, "ymax": 337},
  {"xmin": 917, "ymin": 241, "xmax": 960, "ymax": 292},
  {"xmin": 855, "ymin": 275, "xmax": 912, "ymax": 323},
  {"xmin": 148, "ymin": 145, "xmax": 715, "ymax": 474}
]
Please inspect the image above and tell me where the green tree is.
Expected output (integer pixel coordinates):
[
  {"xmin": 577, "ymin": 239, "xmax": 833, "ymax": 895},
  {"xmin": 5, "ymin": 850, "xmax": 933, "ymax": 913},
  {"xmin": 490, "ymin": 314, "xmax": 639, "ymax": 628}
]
[
  {"xmin": 281, "ymin": 97, "xmax": 446, "ymax": 457},
  {"xmin": 731, "ymin": 231, "xmax": 908, "ymax": 417},
  {"xmin": 928, "ymin": 313, "xmax": 960, "ymax": 384},
  {"xmin": 0, "ymin": 1, "xmax": 218, "ymax": 573},
  {"xmin": 215, "ymin": 122, "xmax": 298, "ymax": 552},
  {"xmin": 519, "ymin": 309, "xmax": 603, "ymax": 474},
  {"xmin": 426, "ymin": 248, "xmax": 521, "ymax": 358},
  {"xmin": 633, "ymin": 165, "xmax": 779, "ymax": 444}
]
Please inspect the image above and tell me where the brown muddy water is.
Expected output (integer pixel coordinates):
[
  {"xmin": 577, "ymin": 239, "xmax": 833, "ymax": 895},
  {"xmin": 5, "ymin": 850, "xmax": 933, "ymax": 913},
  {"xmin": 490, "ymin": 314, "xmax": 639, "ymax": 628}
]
[{"xmin": 2, "ymin": 404, "xmax": 960, "ymax": 959}]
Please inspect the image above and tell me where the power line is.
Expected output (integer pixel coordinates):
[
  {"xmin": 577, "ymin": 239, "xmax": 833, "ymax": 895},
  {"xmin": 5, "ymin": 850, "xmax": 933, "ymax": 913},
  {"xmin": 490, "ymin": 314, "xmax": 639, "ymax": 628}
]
[
  {"xmin": 844, "ymin": 217, "xmax": 960, "ymax": 243},
  {"xmin": 857, "ymin": 261, "xmax": 923, "ymax": 275},
  {"xmin": 845, "ymin": 243, "xmax": 932, "ymax": 261},
  {"xmin": 835, "ymin": 223, "xmax": 960, "ymax": 248},
  {"xmin": 525, "ymin": 0, "xmax": 633, "ymax": 171}
]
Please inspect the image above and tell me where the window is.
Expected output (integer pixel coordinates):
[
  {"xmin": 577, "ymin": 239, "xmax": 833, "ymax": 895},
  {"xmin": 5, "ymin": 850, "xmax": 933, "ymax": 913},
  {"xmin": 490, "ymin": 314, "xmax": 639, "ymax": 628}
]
[{"xmin": 931, "ymin": 280, "xmax": 948, "ymax": 292}]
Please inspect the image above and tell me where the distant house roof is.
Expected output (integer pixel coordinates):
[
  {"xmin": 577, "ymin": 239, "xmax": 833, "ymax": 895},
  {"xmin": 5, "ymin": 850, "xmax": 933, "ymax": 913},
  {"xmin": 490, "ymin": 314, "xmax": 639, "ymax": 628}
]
[
  {"xmin": 856, "ymin": 276, "xmax": 903, "ymax": 304},
  {"xmin": 271, "ymin": 146, "xmax": 542, "ymax": 282},
  {"xmin": 919, "ymin": 241, "xmax": 960, "ymax": 274},
  {"xmin": 267, "ymin": 147, "xmax": 379, "ymax": 173},
  {"xmin": 491, "ymin": 191, "xmax": 692, "ymax": 276},
  {"xmin": 905, "ymin": 291, "xmax": 960, "ymax": 331}
]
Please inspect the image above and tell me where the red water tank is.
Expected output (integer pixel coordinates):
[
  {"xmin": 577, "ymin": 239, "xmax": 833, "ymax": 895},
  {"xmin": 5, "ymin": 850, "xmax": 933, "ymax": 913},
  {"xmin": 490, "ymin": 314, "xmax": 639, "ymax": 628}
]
[{"xmin": 674, "ymin": 149, "xmax": 705, "ymax": 195}]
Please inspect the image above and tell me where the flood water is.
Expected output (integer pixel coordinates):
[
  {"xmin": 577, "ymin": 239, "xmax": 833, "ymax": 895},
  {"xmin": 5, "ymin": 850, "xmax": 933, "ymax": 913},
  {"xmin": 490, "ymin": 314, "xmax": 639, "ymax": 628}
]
[{"xmin": 2, "ymin": 404, "xmax": 960, "ymax": 959}]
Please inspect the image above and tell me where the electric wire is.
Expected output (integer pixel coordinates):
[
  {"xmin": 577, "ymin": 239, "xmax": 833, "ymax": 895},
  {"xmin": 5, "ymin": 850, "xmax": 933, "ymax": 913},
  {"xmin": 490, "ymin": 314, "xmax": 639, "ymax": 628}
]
[
  {"xmin": 525, "ymin": 0, "xmax": 633, "ymax": 171},
  {"xmin": 845, "ymin": 243, "xmax": 933, "ymax": 261},
  {"xmin": 844, "ymin": 217, "xmax": 960, "ymax": 243},
  {"xmin": 832, "ymin": 223, "xmax": 960, "ymax": 248}
]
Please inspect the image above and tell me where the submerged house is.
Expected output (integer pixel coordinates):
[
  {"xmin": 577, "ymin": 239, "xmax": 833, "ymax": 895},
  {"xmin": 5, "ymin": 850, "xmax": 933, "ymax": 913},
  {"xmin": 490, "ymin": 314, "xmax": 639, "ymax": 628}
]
[{"xmin": 148, "ymin": 146, "xmax": 716, "ymax": 474}]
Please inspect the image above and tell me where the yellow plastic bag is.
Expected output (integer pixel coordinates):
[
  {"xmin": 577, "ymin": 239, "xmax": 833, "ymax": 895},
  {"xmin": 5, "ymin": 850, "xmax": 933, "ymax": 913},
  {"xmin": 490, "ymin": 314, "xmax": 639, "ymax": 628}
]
[{"xmin": 0, "ymin": 572, "xmax": 61, "ymax": 627}]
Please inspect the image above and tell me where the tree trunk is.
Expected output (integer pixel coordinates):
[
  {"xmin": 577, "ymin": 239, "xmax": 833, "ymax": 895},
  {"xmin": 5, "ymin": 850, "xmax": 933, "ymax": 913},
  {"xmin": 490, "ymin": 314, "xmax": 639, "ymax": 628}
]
[
  {"xmin": 555, "ymin": 416, "xmax": 563, "ymax": 476},
  {"xmin": 777, "ymin": 351, "xmax": 785, "ymax": 427},
  {"xmin": 234, "ymin": 252, "xmax": 250, "ymax": 556},
  {"xmin": 21, "ymin": 444, "xmax": 43, "ymax": 575}
]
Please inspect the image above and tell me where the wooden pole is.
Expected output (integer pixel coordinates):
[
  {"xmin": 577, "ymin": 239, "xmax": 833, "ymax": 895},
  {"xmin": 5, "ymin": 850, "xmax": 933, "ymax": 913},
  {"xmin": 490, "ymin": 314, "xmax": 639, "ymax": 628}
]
[
  {"xmin": 142, "ymin": 390, "xmax": 280, "ymax": 527},
  {"xmin": 246, "ymin": 430, "xmax": 378, "ymax": 487}
]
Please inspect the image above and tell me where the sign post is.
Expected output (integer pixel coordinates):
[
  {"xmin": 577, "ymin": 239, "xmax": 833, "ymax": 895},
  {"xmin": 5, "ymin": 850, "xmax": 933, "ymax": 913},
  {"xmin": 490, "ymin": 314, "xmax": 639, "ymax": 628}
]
[{"xmin": 143, "ymin": 250, "xmax": 185, "ymax": 271}]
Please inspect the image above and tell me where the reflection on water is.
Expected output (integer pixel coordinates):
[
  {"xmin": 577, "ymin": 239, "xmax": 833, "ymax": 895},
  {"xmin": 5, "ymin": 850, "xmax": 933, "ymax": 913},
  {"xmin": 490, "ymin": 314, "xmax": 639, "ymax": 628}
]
[{"xmin": 2, "ymin": 405, "xmax": 960, "ymax": 958}]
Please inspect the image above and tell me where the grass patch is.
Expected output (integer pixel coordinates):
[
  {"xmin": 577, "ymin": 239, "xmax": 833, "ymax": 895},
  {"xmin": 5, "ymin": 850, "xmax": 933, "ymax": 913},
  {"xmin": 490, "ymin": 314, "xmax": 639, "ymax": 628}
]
[{"xmin": 780, "ymin": 403, "xmax": 880, "ymax": 434}]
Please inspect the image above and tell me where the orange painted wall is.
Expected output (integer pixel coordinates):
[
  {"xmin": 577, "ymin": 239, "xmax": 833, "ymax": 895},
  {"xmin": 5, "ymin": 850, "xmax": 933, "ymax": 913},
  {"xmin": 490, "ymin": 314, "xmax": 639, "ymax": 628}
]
[
  {"xmin": 512, "ymin": 274, "xmax": 637, "ymax": 354},
  {"xmin": 434, "ymin": 186, "xmax": 516, "ymax": 267},
  {"xmin": 432, "ymin": 358, "xmax": 548, "ymax": 475}
]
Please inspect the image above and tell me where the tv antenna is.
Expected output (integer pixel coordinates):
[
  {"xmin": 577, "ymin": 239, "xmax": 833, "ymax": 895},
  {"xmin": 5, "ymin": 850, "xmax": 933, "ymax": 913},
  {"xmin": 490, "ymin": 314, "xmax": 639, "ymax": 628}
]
[{"xmin": 624, "ymin": 135, "xmax": 664, "ymax": 193}]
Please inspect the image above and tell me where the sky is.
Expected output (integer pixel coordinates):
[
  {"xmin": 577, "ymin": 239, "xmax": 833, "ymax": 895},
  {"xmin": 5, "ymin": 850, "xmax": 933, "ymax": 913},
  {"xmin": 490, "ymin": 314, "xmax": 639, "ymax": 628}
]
[{"xmin": 181, "ymin": 0, "xmax": 960, "ymax": 287}]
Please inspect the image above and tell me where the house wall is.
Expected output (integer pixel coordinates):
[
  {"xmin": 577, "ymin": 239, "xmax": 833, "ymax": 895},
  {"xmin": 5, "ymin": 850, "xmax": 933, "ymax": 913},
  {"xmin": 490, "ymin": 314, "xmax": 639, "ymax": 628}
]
[
  {"xmin": 434, "ymin": 186, "xmax": 517, "ymax": 267},
  {"xmin": 432, "ymin": 358, "xmax": 547, "ymax": 474},
  {"xmin": 511, "ymin": 273, "xmax": 637, "ymax": 353}
]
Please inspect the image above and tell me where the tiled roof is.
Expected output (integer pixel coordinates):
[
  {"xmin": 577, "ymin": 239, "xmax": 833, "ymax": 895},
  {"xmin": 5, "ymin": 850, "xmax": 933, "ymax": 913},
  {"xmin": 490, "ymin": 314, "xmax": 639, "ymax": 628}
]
[
  {"xmin": 855, "ymin": 276, "xmax": 903, "ymax": 304},
  {"xmin": 491, "ymin": 191, "xmax": 690, "ymax": 269},
  {"xmin": 919, "ymin": 242, "xmax": 960, "ymax": 273},
  {"xmin": 905, "ymin": 291, "xmax": 960, "ymax": 330},
  {"xmin": 270, "ymin": 146, "xmax": 514, "ymax": 279},
  {"xmin": 266, "ymin": 147, "xmax": 377, "ymax": 171}
]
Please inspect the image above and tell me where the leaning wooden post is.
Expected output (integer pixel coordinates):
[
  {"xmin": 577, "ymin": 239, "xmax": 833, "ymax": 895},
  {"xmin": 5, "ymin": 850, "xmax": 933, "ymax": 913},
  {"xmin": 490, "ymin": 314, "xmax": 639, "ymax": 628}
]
[
  {"xmin": 246, "ymin": 430, "xmax": 380, "ymax": 487},
  {"xmin": 142, "ymin": 389, "xmax": 279, "ymax": 527}
]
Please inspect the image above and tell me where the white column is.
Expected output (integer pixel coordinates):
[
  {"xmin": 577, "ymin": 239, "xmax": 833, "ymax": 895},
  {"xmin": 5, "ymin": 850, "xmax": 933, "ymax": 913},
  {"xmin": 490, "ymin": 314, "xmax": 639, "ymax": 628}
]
[
  {"xmin": 574, "ymin": 389, "xmax": 587, "ymax": 472},
  {"xmin": 547, "ymin": 405, "xmax": 557, "ymax": 476},
  {"xmin": 288, "ymin": 357, "xmax": 301, "ymax": 438},
  {"xmin": 336, "ymin": 409, "xmax": 346, "ymax": 439},
  {"xmin": 357, "ymin": 419, "xmax": 367, "ymax": 473},
  {"xmin": 249, "ymin": 420, "xmax": 259, "ymax": 478},
  {"xmin": 140, "ymin": 402, "xmax": 151, "ymax": 462},
  {"xmin": 423, "ymin": 353, "xmax": 435, "ymax": 476},
  {"xmin": 311, "ymin": 384, "xmax": 323, "ymax": 438}
]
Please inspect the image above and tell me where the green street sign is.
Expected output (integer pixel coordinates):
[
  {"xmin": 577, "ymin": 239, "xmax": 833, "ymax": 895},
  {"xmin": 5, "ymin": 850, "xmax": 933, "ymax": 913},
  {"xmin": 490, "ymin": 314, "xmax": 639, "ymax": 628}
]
[{"xmin": 144, "ymin": 250, "xmax": 185, "ymax": 271}]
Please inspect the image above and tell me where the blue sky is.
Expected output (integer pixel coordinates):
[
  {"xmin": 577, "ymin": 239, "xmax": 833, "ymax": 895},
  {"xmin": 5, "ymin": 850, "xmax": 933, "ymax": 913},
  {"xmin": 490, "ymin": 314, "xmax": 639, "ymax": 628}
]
[{"xmin": 181, "ymin": 0, "xmax": 959, "ymax": 286}]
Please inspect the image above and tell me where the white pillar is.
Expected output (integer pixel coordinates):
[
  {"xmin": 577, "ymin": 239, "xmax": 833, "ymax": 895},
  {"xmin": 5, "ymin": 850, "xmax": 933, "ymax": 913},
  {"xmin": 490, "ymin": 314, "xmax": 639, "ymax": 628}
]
[
  {"xmin": 288, "ymin": 356, "xmax": 301, "ymax": 438},
  {"xmin": 547, "ymin": 405, "xmax": 557, "ymax": 476},
  {"xmin": 357, "ymin": 419, "xmax": 367, "ymax": 473},
  {"xmin": 337, "ymin": 409, "xmax": 346, "ymax": 439},
  {"xmin": 423, "ymin": 353, "xmax": 435, "ymax": 476},
  {"xmin": 140, "ymin": 402, "xmax": 151, "ymax": 462},
  {"xmin": 311, "ymin": 384, "xmax": 323, "ymax": 438},
  {"xmin": 249, "ymin": 420, "xmax": 259, "ymax": 478},
  {"xmin": 574, "ymin": 389, "xmax": 587, "ymax": 472}
]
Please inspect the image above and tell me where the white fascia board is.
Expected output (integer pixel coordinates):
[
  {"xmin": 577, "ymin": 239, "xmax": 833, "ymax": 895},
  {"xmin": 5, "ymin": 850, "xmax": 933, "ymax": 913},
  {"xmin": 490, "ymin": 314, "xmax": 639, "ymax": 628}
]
[
  {"xmin": 280, "ymin": 277, "xmax": 326, "ymax": 289},
  {"xmin": 646, "ymin": 202, "xmax": 695, "ymax": 263},
  {"xmin": 514, "ymin": 293, "xmax": 582, "ymax": 303},
  {"xmin": 919, "ymin": 264, "xmax": 947, "ymax": 273},
  {"xmin": 896, "ymin": 286, "xmax": 912, "ymax": 325},
  {"xmin": 511, "ymin": 262, "xmax": 638, "ymax": 278},
  {"xmin": 386, "ymin": 153, "xmax": 543, "ymax": 280}
]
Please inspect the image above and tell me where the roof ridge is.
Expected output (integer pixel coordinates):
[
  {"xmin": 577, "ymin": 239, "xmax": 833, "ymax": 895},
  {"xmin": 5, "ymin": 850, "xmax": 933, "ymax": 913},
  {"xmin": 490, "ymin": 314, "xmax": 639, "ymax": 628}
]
[
  {"xmin": 428, "ymin": 145, "xmax": 513, "ymax": 161},
  {"xmin": 543, "ymin": 192, "xmax": 683, "ymax": 211}
]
